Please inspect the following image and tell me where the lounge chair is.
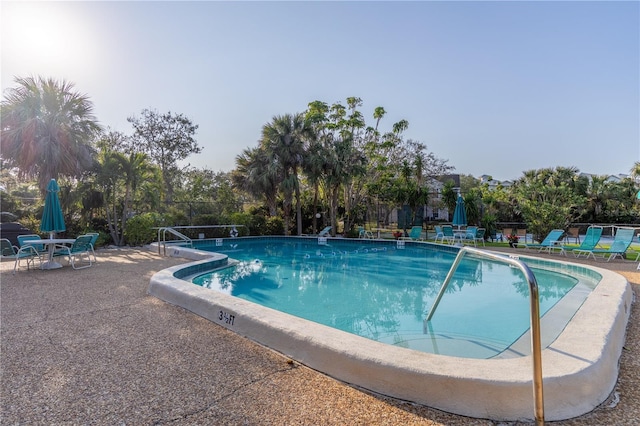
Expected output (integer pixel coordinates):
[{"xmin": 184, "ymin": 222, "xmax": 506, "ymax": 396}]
[
  {"xmin": 358, "ymin": 226, "xmax": 374, "ymax": 239},
  {"xmin": 524, "ymin": 229, "xmax": 566, "ymax": 255},
  {"xmin": 17, "ymin": 234, "xmax": 47, "ymax": 261},
  {"xmin": 576, "ymin": 227, "xmax": 636, "ymax": 261},
  {"xmin": 470, "ymin": 228, "xmax": 486, "ymax": 247},
  {"xmin": 401, "ymin": 226, "xmax": 423, "ymax": 241},
  {"xmin": 433, "ymin": 225, "xmax": 444, "ymax": 243},
  {"xmin": 1, "ymin": 238, "xmax": 40, "ymax": 273},
  {"xmin": 441, "ymin": 225, "xmax": 456, "ymax": 245},
  {"xmin": 0, "ymin": 238, "xmax": 18, "ymax": 258},
  {"xmin": 462, "ymin": 226, "xmax": 478, "ymax": 242},
  {"xmin": 571, "ymin": 226, "xmax": 604, "ymax": 258},
  {"xmin": 53, "ymin": 235, "xmax": 94, "ymax": 269},
  {"xmin": 459, "ymin": 227, "xmax": 485, "ymax": 247},
  {"xmin": 86, "ymin": 232, "xmax": 99, "ymax": 263},
  {"xmin": 318, "ymin": 226, "xmax": 332, "ymax": 237}
]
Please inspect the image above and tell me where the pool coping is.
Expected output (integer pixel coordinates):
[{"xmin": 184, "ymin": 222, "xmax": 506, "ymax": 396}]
[{"xmin": 147, "ymin": 238, "xmax": 632, "ymax": 422}]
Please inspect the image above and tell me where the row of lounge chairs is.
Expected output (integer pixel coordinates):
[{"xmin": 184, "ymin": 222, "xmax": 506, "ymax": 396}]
[
  {"xmin": 340, "ymin": 224, "xmax": 637, "ymax": 263},
  {"xmin": 525, "ymin": 226, "xmax": 637, "ymax": 261}
]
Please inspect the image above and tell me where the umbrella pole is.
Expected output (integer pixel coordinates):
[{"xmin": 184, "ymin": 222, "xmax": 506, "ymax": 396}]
[{"xmin": 42, "ymin": 231, "xmax": 62, "ymax": 269}]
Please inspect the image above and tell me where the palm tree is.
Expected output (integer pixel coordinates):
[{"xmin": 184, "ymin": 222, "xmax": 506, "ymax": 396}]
[
  {"xmin": 232, "ymin": 146, "xmax": 279, "ymax": 216},
  {"xmin": 441, "ymin": 181, "xmax": 457, "ymax": 221},
  {"xmin": 586, "ymin": 175, "xmax": 609, "ymax": 221},
  {"xmin": 302, "ymin": 139, "xmax": 328, "ymax": 234},
  {"xmin": 1, "ymin": 76, "xmax": 102, "ymax": 194},
  {"xmin": 261, "ymin": 114, "xmax": 311, "ymax": 235}
]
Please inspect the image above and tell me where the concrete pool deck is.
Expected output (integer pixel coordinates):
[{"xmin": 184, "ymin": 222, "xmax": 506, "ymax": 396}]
[{"xmin": 2, "ymin": 246, "xmax": 640, "ymax": 424}]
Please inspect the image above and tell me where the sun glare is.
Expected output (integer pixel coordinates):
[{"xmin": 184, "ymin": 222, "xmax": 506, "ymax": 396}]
[{"xmin": 2, "ymin": 2, "xmax": 102, "ymax": 83}]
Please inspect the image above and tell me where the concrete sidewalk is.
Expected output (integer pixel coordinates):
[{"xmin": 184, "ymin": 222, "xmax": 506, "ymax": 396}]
[{"xmin": 2, "ymin": 247, "xmax": 639, "ymax": 425}]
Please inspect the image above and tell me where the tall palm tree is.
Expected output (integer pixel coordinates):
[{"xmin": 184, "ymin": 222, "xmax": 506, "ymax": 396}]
[
  {"xmin": 232, "ymin": 146, "xmax": 279, "ymax": 216},
  {"xmin": 1, "ymin": 76, "xmax": 102, "ymax": 194},
  {"xmin": 586, "ymin": 175, "xmax": 609, "ymax": 221},
  {"xmin": 261, "ymin": 114, "xmax": 311, "ymax": 235},
  {"xmin": 302, "ymin": 139, "xmax": 329, "ymax": 234}
]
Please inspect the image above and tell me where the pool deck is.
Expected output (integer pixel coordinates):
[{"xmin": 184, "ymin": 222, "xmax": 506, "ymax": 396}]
[{"xmin": 2, "ymin": 246, "xmax": 640, "ymax": 425}]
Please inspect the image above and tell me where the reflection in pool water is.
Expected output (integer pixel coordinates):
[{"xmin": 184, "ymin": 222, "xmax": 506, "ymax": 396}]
[{"xmin": 192, "ymin": 239, "xmax": 588, "ymax": 359}]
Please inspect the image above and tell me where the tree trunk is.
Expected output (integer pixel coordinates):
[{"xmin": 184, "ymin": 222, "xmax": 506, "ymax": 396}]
[
  {"xmin": 330, "ymin": 185, "xmax": 340, "ymax": 237},
  {"xmin": 105, "ymin": 195, "xmax": 121, "ymax": 246},
  {"xmin": 295, "ymin": 181, "xmax": 302, "ymax": 236},
  {"xmin": 283, "ymin": 190, "xmax": 292, "ymax": 236},
  {"xmin": 312, "ymin": 183, "xmax": 319, "ymax": 234}
]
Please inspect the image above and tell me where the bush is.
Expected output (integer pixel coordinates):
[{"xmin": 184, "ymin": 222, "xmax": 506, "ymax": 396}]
[
  {"xmin": 124, "ymin": 213, "xmax": 167, "ymax": 246},
  {"xmin": 188, "ymin": 215, "xmax": 220, "ymax": 239},
  {"xmin": 345, "ymin": 227, "xmax": 359, "ymax": 238},
  {"xmin": 246, "ymin": 214, "xmax": 266, "ymax": 236},
  {"xmin": 227, "ymin": 212, "xmax": 254, "ymax": 237},
  {"xmin": 164, "ymin": 207, "xmax": 190, "ymax": 226},
  {"xmin": 264, "ymin": 217, "xmax": 284, "ymax": 235}
]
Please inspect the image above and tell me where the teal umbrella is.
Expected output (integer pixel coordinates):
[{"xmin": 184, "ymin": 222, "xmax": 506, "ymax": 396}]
[
  {"xmin": 452, "ymin": 193, "xmax": 467, "ymax": 230},
  {"xmin": 40, "ymin": 179, "xmax": 66, "ymax": 238}
]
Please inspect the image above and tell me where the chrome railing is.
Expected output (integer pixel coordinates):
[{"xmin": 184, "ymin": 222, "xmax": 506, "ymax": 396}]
[
  {"xmin": 157, "ymin": 227, "xmax": 193, "ymax": 256},
  {"xmin": 426, "ymin": 246, "xmax": 544, "ymax": 425}
]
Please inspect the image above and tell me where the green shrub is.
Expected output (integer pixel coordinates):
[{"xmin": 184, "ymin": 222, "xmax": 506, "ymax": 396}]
[
  {"xmin": 227, "ymin": 212, "xmax": 254, "ymax": 236},
  {"xmin": 188, "ymin": 215, "xmax": 219, "ymax": 238},
  {"xmin": 124, "ymin": 213, "xmax": 167, "ymax": 246},
  {"xmin": 264, "ymin": 217, "xmax": 284, "ymax": 235},
  {"xmin": 247, "ymin": 214, "xmax": 266, "ymax": 236},
  {"xmin": 165, "ymin": 207, "xmax": 190, "ymax": 226},
  {"xmin": 345, "ymin": 227, "xmax": 359, "ymax": 238}
]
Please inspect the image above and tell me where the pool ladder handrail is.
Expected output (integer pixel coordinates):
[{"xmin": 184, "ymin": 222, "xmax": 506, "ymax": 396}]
[
  {"xmin": 157, "ymin": 227, "xmax": 193, "ymax": 256},
  {"xmin": 426, "ymin": 246, "xmax": 544, "ymax": 426}
]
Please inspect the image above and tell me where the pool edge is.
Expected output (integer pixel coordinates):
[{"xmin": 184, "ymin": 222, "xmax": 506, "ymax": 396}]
[{"xmin": 147, "ymin": 244, "xmax": 632, "ymax": 422}]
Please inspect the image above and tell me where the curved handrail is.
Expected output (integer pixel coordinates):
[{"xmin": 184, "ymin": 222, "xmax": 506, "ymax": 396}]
[
  {"xmin": 426, "ymin": 246, "xmax": 544, "ymax": 425},
  {"xmin": 157, "ymin": 227, "xmax": 193, "ymax": 256}
]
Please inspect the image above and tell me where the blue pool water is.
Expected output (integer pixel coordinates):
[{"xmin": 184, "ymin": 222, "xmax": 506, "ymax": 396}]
[{"xmin": 191, "ymin": 238, "xmax": 592, "ymax": 359}]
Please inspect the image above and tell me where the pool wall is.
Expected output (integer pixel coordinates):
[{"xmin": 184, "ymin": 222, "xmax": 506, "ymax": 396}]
[{"xmin": 148, "ymin": 239, "xmax": 632, "ymax": 422}]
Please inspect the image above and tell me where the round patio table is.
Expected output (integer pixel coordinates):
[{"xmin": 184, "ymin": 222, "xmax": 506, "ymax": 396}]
[{"xmin": 24, "ymin": 238, "xmax": 75, "ymax": 270}]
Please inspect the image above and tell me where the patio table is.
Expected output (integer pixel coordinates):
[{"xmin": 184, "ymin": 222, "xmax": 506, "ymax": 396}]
[
  {"xmin": 453, "ymin": 230, "xmax": 467, "ymax": 244},
  {"xmin": 24, "ymin": 238, "xmax": 75, "ymax": 269}
]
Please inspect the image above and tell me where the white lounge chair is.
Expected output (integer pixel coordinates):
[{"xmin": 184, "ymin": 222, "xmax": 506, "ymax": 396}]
[{"xmin": 318, "ymin": 226, "xmax": 332, "ymax": 237}]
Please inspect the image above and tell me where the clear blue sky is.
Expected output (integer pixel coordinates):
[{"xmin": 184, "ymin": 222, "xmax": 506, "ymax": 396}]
[{"xmin": 2, "ymin": 1, "xmax": 639, "ymax": 181}]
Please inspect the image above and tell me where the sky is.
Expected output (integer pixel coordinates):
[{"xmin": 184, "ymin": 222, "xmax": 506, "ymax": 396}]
[{"xmin": 2, "ymin": 1, "xmax": 639, "ymax": 182}]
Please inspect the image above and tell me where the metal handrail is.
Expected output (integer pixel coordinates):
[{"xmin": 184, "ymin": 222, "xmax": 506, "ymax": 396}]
[
  {"xmin": 156, "ymin": 224, "xmax": 245, "ymax": 230},
  {"xmin": 157, "ymin": 227, "xmax": 193, "ymax": 256},
  {"xmin": 426, "ymin": 246, "xmax": 544, "ymax": 425}
]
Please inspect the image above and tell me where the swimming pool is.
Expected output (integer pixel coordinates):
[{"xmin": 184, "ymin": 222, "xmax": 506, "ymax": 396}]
[
  {"xmin": 190, "ymin": 239, "xmax": 587, "ymax": 359},
  {"xmin": 148, "ymin": 236, "xmax": 632, "ymax": 422}
]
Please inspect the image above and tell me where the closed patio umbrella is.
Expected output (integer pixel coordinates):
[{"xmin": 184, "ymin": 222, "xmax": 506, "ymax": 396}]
[
  {"xmin": 39, "ymin": 179, "xmax": 67, "ymax": 269},
  {"xmin": 452, "ymin": 193, "xmax": 467, "ymax": 230},
  {"xmin": 40, "ymin": 179, "xmax": 66, "ymax": 238}
]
